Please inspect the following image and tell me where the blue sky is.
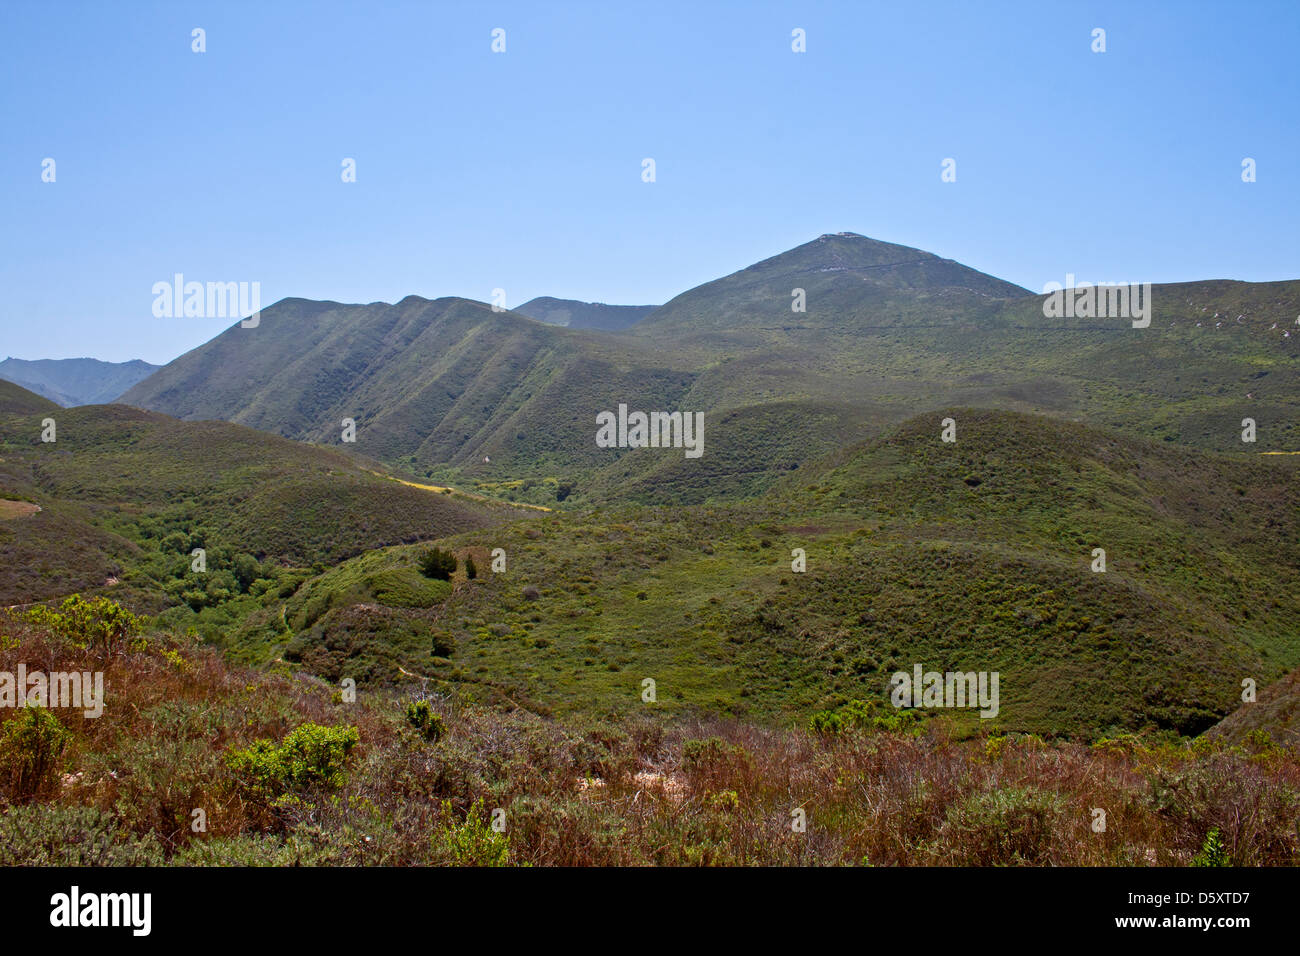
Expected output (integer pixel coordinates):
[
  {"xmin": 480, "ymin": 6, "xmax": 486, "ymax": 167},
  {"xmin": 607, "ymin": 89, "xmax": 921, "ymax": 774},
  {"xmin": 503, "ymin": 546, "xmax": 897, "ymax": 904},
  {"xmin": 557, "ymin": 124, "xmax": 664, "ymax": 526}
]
[{"xmin": 2, "ymin": 0, "xmax": 1297, "ymax": 363}]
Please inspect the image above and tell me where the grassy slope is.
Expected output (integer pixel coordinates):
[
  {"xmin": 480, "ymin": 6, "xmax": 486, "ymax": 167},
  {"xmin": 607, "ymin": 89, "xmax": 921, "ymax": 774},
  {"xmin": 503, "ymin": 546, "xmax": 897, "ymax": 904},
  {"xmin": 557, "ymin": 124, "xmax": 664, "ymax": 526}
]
[
  {"xmin": 1210, "ymin": 668, "xmax": 1300, "ymax": 748},
  {"xmin": 0, "ymin": 394, "xmax": 524, "ymax": 607},
  {"xmin": 260, "ymin": 410, "xmax": 1300, "ymax": 740},
  {"xmin": 0, "ymin": 379, "xmax": 59, "ymax": 416},
  {"xmin": 120, "ymin": 295, "xmax": 705, "ymax": 483}
]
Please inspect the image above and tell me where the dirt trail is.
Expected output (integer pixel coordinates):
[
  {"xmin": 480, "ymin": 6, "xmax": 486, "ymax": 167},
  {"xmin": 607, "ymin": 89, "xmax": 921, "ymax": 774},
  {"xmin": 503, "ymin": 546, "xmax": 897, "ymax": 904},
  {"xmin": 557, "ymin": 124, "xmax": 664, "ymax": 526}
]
[{"xmin": 0, "ymin": 500, "xmax": 40, "ymax": 519}]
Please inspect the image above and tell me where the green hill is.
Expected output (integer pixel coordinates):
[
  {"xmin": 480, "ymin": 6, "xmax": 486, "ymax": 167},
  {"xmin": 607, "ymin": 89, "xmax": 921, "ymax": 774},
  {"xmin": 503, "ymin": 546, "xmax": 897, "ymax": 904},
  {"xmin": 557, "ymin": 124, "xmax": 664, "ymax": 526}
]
[
  {"xmin": 0, "ymin": 378, "xmax": 60, "ymax": 416},
  {"xmin": 0, "ymin": 398, "xmax": 524, "ymax": 608},
  {"xmin": 256, "ymin": 409, "xmax": 1299, "ymax": 739}
]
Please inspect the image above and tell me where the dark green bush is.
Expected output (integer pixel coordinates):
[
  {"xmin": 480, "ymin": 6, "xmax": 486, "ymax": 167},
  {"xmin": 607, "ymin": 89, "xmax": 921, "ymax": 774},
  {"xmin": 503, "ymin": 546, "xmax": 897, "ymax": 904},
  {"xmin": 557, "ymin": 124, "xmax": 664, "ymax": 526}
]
[
  {"xmin": 406, "ymin": 700, "xmax": 447, "ymax": 742},
  {"xmin": 232, "ymin": 553, "xmax": 262, "ymax": 591},
  {"xmin": 418, "ymin": 547, "xmax": 458, "ymax": 581}
]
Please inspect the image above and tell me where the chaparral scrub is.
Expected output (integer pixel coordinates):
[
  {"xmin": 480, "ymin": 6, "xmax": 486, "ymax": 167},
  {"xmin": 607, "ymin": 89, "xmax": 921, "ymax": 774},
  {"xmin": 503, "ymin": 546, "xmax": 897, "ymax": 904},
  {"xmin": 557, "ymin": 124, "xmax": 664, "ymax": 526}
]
[{"xmin": 0, "ymin": 599, "xmax": 1296, "ymax": 867}]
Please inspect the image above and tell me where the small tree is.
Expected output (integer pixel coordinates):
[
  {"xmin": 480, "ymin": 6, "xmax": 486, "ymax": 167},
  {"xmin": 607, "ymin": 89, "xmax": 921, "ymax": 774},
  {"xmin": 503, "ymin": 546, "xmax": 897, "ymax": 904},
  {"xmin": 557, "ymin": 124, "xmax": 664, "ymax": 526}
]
[
  {"xmin": 465, "ymin": 556, "xmax": 478, "ymax": 580},
  {"xmin": 232, "ymin": 553, "xmax": 261, "ymax": 592},
  {"xmin": 418, "ymin": 547, "xmax": 457, "ymax": 581}
]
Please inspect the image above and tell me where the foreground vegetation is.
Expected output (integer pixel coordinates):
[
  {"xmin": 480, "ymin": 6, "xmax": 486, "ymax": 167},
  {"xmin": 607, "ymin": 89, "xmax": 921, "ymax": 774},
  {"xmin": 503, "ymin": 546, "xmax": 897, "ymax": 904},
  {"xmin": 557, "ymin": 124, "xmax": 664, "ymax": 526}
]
[{"xmin": 1, "ymin": 601, "xmax": 1297, "ymax": 866}]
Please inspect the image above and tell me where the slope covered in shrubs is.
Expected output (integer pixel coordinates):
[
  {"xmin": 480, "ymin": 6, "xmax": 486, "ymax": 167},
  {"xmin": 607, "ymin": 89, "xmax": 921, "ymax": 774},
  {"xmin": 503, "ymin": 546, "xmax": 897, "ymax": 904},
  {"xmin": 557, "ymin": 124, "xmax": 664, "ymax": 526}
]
[
  {"xmin": 1, "ymin": 599, "xmax": 1297, "ymax": 867},
  {"xmin": 261, "ymin": 410, "xmax": 1299, "ymax": 739},
  {"xmin": 0, "ymin": 390, "xmax": 525, "ymax": 609}
]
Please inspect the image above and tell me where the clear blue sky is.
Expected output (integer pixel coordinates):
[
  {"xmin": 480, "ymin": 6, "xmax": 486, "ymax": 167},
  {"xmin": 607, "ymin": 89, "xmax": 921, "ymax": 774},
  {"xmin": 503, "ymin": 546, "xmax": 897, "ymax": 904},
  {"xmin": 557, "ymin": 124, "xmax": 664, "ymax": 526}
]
[{"xmin": 2, "ymin": 0, "xmax": 1297, "ymax": 363}]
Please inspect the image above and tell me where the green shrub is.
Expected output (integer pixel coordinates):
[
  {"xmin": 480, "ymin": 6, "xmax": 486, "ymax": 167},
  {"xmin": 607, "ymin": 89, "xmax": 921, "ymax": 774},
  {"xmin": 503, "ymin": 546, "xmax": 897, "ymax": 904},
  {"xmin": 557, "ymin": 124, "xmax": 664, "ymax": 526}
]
[
  {"xmin": 1192, "ymin": 827, "xmax": 1231, "ymax": 867},
  {"xmin": 226, "ymin": 723, "xmax": 360, "ymax": 798},
  {"xmin": 440, "ymin": 798, "xmax": 511, "ymax": 866},
  {"xmin": 405, "ymin": 700, "xmax": 447, "ymax": 742},
  {"xmin": 571, "ymin": 721, "xmax": 634, "ymax": 781},
  {"xmin": 465, "ymin": 556, "xmax": 478, "ymax": 580},
  {"xmin": 809, "ymin": 698, "xmax": 921, "ymax": 735},
  {"xmin": 25, "ymin": 594, "xmax": 140, "ymax": 654},
  {"xmin": 170, "ymin": 833, "xmax": 304, "ymax": 866},
  {"xmin": 0, "ymin": 708, "xmax": 71, "ymax": 802},
  {"xmin": 809, "ymin": 710, "xmax": 844, "ymax": 734},
  {"xmin": 1092, "ymin": 732, "xmax": 1146, "ymax": 757},
  {"xmin": 417, "ymin": 547, "xmax": 457, "ymax": 581},
  {"xmin": 706, "ymin": 789, "xmax": 741, "ymax": 813},
  {"xmin": 430, "ymin": 629, "xmax": 456, "ymax": 657}
]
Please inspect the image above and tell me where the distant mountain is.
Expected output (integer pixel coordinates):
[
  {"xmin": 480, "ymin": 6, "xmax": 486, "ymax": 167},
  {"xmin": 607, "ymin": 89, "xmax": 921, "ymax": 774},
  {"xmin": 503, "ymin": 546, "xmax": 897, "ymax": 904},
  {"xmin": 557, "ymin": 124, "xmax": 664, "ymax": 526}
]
[
  {"xmin": 119, "ymin": 295, "xmax": 701, "ymax": 480},
  {"xmin": 515, "ymin": 297, "xmax": 657, "ymax": 332},
  {"xmin": 0, "ymin": 356, "xmax": 161, "ymax": 407},
  {"xmin": 633, "ymin": 232, "xmax": 1031, "ymax": 342},
  {"xmin": 119, "ymin": 235, "xmax": 1300, "ymax": 503}
]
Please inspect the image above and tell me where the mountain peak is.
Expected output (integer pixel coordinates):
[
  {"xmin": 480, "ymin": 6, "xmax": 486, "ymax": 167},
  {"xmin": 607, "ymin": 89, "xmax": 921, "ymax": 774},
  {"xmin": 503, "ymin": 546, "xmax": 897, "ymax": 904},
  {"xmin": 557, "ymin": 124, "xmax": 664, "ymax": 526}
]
[{"xmin": 633, "ymin": 234, "xmax": 1030, "ymax": 337}]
